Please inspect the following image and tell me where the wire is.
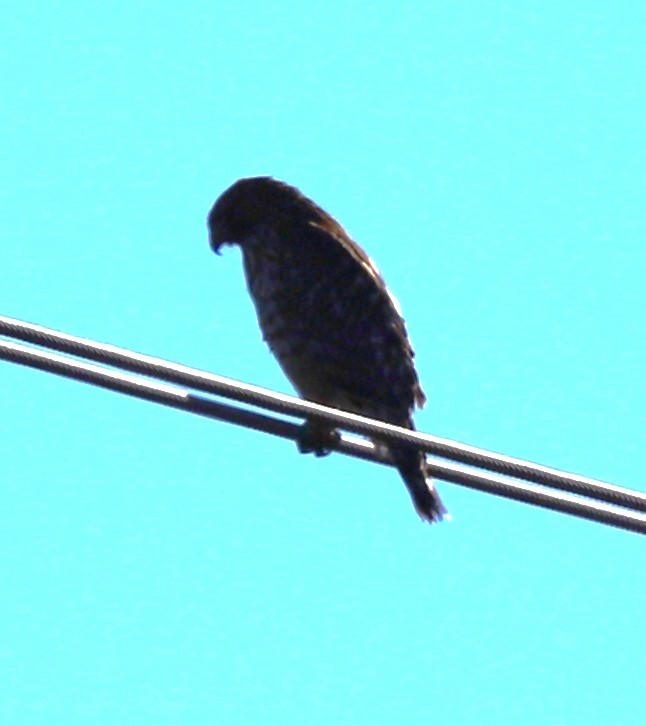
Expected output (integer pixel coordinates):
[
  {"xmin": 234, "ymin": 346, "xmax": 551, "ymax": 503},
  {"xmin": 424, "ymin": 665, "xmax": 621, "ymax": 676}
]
[
  {"xmin": 2, "ymin": 338, "xmax": 645, "ymax": 535},
  {"xmin": 1, "ymin": 316, "xmax": 645, "ymax": 535},
  {"xmin": 2, "ymin": 314, "xmax": 644, "ymax": 513}
]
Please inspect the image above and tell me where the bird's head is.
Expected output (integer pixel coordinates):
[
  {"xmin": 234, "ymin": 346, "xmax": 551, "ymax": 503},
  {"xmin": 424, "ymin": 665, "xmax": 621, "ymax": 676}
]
[{"xmin": 207, "ymin": 176, "xmax": 326, "ymax": 254}]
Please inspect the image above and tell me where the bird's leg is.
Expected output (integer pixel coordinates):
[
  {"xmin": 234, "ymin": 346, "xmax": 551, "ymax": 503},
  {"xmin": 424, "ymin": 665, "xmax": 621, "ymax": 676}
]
[{"xmin": 297, "ymin": 418, "xmax": 341, "ymax": 457}]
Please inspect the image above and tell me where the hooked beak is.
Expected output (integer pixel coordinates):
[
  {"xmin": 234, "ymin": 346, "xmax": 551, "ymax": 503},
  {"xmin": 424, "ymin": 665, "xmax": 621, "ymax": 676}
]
[{"xmin": 209, "ymin": 231, "xmax": 227, "ymax": 256}]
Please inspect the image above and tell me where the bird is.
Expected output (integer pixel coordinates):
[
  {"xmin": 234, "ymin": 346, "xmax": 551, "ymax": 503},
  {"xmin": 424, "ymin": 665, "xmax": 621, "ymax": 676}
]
[{"xmin": 207, "ymin": 176, "xmax": 447, "ymax": 523}]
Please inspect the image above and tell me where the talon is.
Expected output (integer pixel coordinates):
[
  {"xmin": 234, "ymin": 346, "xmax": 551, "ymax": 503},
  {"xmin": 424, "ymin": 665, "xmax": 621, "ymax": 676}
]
[{"xmin": 297, "ymin": 421, "xmax": 340, "ymax": 457}]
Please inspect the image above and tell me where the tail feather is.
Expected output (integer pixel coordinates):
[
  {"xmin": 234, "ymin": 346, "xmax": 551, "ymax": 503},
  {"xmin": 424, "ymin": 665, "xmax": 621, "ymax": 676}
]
[{"xmin": 390, "ymin": 446, "xmax": 448, "ymax": 523}]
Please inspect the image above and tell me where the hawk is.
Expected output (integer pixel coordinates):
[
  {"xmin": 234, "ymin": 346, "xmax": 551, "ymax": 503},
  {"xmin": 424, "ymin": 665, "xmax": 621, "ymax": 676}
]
[{"xmin": 207, "ymin": 177, "xmax": 447, "ymax": 523}]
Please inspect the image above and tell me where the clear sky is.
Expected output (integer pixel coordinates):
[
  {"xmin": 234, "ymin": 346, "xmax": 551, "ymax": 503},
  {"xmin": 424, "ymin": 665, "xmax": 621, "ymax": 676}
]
[{"xmin": 1, "ymin": 1, "xmax": 644, "ymax": 724}]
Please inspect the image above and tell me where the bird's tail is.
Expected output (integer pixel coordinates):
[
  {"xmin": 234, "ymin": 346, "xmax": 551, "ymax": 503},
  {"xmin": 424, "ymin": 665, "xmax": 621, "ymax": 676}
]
[{"xmin": 390, "ymin": 445, "xmax": 448, "ymax": 524}]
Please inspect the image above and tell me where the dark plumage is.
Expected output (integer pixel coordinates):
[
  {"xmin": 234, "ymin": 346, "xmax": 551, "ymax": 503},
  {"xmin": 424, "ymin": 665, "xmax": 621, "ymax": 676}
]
[{"xmin": 208, "ymin": 176, "xmax": 447, "ymax": 522}]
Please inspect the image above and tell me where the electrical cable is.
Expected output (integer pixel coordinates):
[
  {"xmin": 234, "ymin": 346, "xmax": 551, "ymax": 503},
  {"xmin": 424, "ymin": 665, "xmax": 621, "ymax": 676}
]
[
  {"xmin": 2, "ymin": 315, "xmax": 644, "ymax": 513},
  {"xmin": 1, "ymin": 316, "xmax": 645, "ymax": 534}
]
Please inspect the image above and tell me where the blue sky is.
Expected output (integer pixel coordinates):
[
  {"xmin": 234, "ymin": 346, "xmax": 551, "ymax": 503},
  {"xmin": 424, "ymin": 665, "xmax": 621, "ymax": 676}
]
[{"xmin": 1, "ymin": 1, "xmax": 644, "ymax": 723}]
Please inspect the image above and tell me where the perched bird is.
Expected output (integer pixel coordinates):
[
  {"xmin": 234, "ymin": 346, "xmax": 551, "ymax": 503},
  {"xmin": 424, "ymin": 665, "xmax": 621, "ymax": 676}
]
[{"xmin": 207, "ymin": 177, "xmax": 447, "ymax": 523}]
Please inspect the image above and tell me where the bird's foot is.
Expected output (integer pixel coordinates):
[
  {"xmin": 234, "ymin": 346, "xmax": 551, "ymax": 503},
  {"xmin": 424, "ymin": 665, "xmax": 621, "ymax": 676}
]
[{"xmin": 297, "ymin": 420, "xmax": 340, "ymax": 457}]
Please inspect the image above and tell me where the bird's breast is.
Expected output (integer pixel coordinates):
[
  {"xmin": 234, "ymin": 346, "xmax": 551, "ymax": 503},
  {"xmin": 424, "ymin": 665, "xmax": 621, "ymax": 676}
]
[{"xmin": 240, "ymin": 239, "xmax": 423, "ymax": 423}]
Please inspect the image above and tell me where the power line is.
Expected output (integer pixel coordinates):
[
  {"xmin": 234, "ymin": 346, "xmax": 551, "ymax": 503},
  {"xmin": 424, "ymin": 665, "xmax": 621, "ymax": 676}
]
[
  {"xmin": 2, "ymin": 338, "xmax": 645, "ymax": 535},
  {"xmin": 2, "ymin": 316, "xmax": 643, "ymax": 511},
  {"xmin": 1, "ymin": 315, "xmax": 645, "ymax": 535},
  {"xmin": 3, "ymin": 315, "xmax": 645, "ymax": 512}
]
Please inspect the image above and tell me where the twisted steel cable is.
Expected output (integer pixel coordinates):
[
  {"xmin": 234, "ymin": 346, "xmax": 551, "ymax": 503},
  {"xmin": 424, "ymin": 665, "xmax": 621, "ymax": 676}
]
[
  {"xmin": 2, "ymin": 315, "xmax": 643, "ymax": 512},
  {"xmin": 1, "ymin": 315, "xmax": 645, "ymax": 535}
]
